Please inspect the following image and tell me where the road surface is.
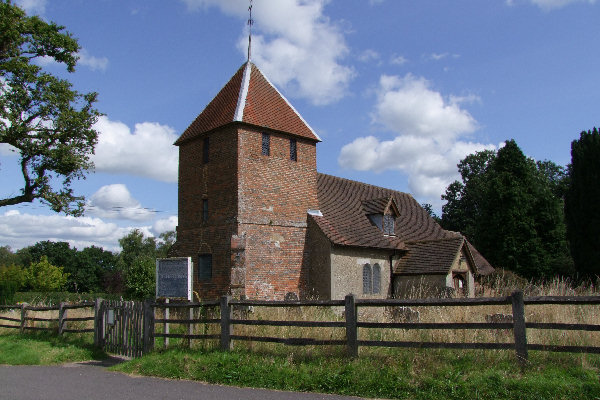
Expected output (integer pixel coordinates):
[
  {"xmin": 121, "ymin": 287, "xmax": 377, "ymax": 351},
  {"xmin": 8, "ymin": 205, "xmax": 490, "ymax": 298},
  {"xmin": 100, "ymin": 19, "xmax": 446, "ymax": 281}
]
[{"xmin": 0, "ymin": 359, "xmax": 367, "ymax": 400}]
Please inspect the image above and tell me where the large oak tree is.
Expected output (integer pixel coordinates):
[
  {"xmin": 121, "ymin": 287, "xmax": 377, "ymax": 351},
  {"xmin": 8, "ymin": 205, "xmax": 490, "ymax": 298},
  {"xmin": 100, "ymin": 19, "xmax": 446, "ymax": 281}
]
[{"xmin": 0, "ymin": 1, "xmax": 100, "ymax": 216}]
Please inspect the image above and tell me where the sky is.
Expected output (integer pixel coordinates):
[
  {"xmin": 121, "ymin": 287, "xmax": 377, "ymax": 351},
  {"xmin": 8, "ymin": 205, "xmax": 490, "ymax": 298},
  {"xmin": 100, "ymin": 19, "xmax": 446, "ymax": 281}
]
[{"xmin": 1, "ymin": 0, "xmax": 599, "ymax": 252}]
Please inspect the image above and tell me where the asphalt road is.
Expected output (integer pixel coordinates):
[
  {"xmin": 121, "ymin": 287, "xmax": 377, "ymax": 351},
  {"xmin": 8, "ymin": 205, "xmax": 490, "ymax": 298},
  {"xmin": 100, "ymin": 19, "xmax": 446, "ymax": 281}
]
[{"xmin": 0, "ymin": 360, "xmax": 366, "ymax": 400}]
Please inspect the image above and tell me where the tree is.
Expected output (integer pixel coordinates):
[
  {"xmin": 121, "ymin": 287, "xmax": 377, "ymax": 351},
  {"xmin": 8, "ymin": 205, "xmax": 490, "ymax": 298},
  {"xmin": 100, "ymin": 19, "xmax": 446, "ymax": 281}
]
[
  {"xmin": 124, "ymin": 257, "xmax": 155, "ymax": 299},
  {"xmin": 0, "ymin": 245, "xmax": 20, "ymax": 266},
  {"xmin": 565, "ymin": 128, "xmax": 600, "ymax": 278},
  {"xmin": 118, "ymin": 229, "xmax": 159, "ymax": 298},
  {"xmin": 0, "ymin": 1, "xmax": 101, "ymax": 216},
  {"xmin": 156, "ymin": 230, "xmax": 176, "ymax": 258},
  {"xmin": 24, "ymin": 255, "xmax": 68, "ymax": 292},
  {"xmin": 441, "ymin": 140, "xmax": 572, "ymax": 278}
]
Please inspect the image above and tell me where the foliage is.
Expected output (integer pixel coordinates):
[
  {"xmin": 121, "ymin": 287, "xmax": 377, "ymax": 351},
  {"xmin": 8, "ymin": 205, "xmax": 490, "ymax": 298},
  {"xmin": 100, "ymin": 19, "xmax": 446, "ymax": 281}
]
[
  {"xmin": 565, "ymin": 127, "xmax": 600, "ymax": 278},
  {"xmin": 157, "ymin": 230, "xmax": 176, "ymax": 258},
  {"xmin": 0, "ymin": 263, "xmax": 26, "ymax": 303},
  {"xmin": 0, "ymin": 245, "xmax": 20, "ymax": 266},
  {"xmin": 16, "ymin": 241, "xmax": 116, "ymax": 293},
  {"xmin": 24, "ymin": 255, "xmax": 68, "ymax": 292},
  {"xmin": 441, "ymin": 140, "xmax": 571, "ymax": 278},
  {"xmin": 117, "ymin": 229, "xmax": 157, "ymax": 269},
  {"xmin": 421, "ymin": 203, "xmax": 440, "ymax": 223},
  {"xmin": 0, "ymin": 1, "xmax": 101, "ymax": 215},
  {"xmin": 124, "ymin": 256, "xmax": 155, "ymax": 299}
]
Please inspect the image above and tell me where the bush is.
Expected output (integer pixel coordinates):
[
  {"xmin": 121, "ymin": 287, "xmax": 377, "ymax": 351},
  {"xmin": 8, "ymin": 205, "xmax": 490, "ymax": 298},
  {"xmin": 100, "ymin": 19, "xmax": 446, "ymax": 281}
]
[
  {"xmin": 0, "ymin": 280, "xmax": 18, "ymax": 305},
  {"xmin": 24, "ymin": 256, "xmax": 69, "ymax": 292}
]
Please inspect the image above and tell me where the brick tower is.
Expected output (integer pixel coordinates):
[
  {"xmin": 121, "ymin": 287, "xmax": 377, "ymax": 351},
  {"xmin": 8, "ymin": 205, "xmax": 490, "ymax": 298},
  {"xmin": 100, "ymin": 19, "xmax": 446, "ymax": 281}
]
[{"xmin": 172, "ymin": 62, "xmax": 321, "ymax": 300}]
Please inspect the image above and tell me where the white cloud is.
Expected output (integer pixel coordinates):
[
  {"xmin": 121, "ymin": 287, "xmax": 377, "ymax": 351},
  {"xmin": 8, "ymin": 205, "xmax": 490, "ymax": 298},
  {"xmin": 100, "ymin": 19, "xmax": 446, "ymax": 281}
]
[
  {"xmin": 358, "ymin": 49, "xmax": 380, "ymax": 63},
  {"xmin": 152, "ymin": 216, "xmax": 178, "ymax": 236},
  {"xmin": 339, "ymin": 74, "xmax": 495, "ymax": 203},
  {"xmin": 372, "ymin": 74, "xmax": 478, "ymax": 142},
  {"xmin": 390, "ymin": 54, "xmax": 408, "ymax": 66},
  {"xmin": 36, "ymin": 48, "xmax": 109, "ymax": 72},
  {"xmin": 92, "ymin": 116, "xmax": 179, "ymax": 182},
  {"xmin": 77, "ymin": 49, "xmax": 109, "ymax": 71},
  {"xmin": 507, "ymin": 0, "xmax": 596, "ymax": 9},
  {"xmin": 0, "ymin": 143, "xmax": 17, "ymax": 156},
  {"xmin": 0, "ymin": 209, "xmax": 153, "ymax": 251},
  {"xmin": 86, "ymin": 184, "xmax": 156, "ymax": 221},
  {"xmin": 15, "ymin": 0, "xmax": 46, "ymax": 14},
  {"xmin": 182, "ymin": 0, "xmax": 354, "ymax": 105}
]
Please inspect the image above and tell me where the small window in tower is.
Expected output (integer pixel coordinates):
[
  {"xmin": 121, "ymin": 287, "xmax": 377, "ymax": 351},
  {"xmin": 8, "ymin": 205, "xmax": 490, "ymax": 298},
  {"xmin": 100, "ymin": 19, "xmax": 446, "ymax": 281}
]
[
  {"xmin": 262, "ymin": 133, "xmax": 270, "ymax": 156},
  {"xmin": 290, "ymin": 138, "xmax": 297, "ymax": 161},
  {"xmin": 198, "ymin": 254, "xmax": 212, "ymax": 281},
  {"xmin": 202, "ymin": 199, "xmax": 208, "ymax": 222},
  {"xmin": 203, "ymin": 137, "xmax": 209, "ymax": 164}
]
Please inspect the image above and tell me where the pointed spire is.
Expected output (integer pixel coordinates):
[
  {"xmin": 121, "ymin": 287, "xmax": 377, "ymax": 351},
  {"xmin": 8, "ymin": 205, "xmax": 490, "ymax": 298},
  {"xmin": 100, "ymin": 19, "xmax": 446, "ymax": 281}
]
[
  {"xmin": 247, "ymin": 0, "xmax": 254, "ymax": 62},
  {"xmin": 175, "ymin": 63, "xmax": 321, "ymax": 145}
]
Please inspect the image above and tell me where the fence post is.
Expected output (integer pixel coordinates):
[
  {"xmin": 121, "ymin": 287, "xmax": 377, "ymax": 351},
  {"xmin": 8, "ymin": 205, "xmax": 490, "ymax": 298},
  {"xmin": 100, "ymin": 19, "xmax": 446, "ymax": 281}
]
[
  {"xmin": 93, "ymin": 298, "xmax": 102, "ymax": 347},
  {"xmin": 220, "ymin": 295, "xmax": 232, "ymax": 351},
  {"xmin": 511, "ymin": 290, "xmax": 528, "ymax": 366},
  {"xmin": 188, "ymin": 304, "xmax": 193, "ymax": 349},
  {"xmin": 58, "ymin": 302, "xmax": 66, "ymax": 335},
  {"xmin": 163, "ymin": 298, "xmax": 169, "ymax": 349},
  {"xmin": 143, "ymin": 299, "xmax": 155, "ymax": 354},
  {"xmin": 20, "ymin": 303, "xmax": 27, "ymax": 334},
  {"xmin": 345, "ymin": 294, "xmax": 358, "ymax": 358}
]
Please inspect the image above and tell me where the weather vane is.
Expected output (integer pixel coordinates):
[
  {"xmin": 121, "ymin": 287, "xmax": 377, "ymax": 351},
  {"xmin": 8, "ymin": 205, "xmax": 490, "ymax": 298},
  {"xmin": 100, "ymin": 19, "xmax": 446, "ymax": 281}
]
[{"xmin": 247, "ymin": 0, "xmax": 254, "ymax": 61}]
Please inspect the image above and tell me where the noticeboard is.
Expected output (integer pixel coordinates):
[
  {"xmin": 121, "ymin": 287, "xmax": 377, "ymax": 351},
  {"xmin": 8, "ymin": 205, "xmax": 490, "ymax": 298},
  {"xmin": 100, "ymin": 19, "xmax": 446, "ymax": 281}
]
[{"xmin": 155, "ymin": 257, "xmax": 192, "ymax": 300}]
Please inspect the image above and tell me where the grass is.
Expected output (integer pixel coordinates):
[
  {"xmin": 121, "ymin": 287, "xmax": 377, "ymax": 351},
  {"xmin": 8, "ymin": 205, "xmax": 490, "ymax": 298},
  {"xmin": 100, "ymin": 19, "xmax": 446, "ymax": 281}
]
[
  {"xmin": 2, "ymin": 278, "xmax": 600, "ymax": 399},
  {"xmin": 0, "ymin": 331, "xmax": 107, "ymax": 365},
  {"xmin": 112, "ymin": 346, "xmax": 600, "ymax": 400}
]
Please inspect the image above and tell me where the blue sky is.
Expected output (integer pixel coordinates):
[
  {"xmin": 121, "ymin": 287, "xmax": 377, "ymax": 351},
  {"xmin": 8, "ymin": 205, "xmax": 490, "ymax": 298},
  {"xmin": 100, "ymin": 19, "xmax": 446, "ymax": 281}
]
[{"xmin": 1, "ymin": 0, "xmax": 598, "ymax": 251}]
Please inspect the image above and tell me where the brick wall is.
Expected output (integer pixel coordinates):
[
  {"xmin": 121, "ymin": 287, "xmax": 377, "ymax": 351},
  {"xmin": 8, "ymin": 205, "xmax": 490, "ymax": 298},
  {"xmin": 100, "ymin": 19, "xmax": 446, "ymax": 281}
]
[
  {"xmin": 174, "ymin": 123, "xmax": 320, "ymax": 300},
  {"xmin": 237, "ymin": 127, "xmax": 319, "ymax": 300},
  {"xmin": 174, "ymin": 125, "xmax": 239, "ymax": 299}
]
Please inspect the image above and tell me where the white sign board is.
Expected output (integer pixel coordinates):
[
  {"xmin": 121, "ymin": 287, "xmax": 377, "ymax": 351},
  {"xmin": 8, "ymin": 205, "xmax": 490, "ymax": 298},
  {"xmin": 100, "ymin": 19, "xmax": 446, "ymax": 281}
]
[{"xmin": 156, "ymin": 257, "xmax": 192, "ymax": 300}]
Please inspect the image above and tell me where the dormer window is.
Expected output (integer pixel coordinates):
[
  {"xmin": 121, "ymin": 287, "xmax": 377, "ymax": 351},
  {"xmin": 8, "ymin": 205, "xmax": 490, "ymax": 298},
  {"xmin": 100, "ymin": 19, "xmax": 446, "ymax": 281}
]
[
  {"xmin": 363, "ymin": 196, "xmax": 399, "ymax": 236},
  {"xmin": 383, "ymin": 214, "xmax": 395, "ymax": 235}
]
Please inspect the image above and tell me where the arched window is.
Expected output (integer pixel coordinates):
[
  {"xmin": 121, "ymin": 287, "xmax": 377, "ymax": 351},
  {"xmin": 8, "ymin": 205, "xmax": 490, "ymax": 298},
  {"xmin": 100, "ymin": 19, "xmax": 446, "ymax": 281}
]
[
  {"xmin": 372, "ymin": 263, "xmax": 381, "ymax": 294},
  {"xmin": 362, "ymin": 263, "xmax": 372, "ymax": 294}
]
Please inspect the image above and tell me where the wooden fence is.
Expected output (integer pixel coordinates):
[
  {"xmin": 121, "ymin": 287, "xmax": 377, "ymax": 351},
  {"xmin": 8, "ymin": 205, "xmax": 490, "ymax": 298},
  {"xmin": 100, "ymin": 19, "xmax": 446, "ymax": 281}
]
[
  {"xmin": 2, "ymin": 291, "xmax": 599, "ymax": 365},
  {"xmin": 152, "ymin": 291, "xmax": 600, "ymax": 365},
  {"xmin": 0, "ymin": 302, "xmax": 96, "ymax": 335}
]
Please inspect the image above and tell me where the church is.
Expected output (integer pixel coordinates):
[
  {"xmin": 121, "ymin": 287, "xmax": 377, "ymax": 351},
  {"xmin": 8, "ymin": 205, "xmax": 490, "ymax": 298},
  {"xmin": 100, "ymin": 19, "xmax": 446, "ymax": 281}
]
[{"xmin": 170, "ymin": 61, "xmax": 493, "ymax": 301}]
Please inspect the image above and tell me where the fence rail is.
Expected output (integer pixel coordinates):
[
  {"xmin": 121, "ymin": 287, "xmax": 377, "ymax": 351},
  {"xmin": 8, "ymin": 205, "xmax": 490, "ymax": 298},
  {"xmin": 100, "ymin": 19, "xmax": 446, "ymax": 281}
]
[
  {"xmin": 150, "ymin": 291, "xmax": 600, "ymax": 365},
  {"xmin": 2, "ymin": 291, "xmax": 599, "ymax": 365},
  {"xmin": 0, "ymin": 302, "xmax": 96, "ymax": 334}
]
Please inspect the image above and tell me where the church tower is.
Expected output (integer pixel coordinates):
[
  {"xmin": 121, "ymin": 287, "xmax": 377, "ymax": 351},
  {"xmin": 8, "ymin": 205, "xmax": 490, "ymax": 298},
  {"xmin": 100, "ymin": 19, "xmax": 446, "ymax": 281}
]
[{"xmin": 172, "ymin": 62, "xmax": 321, "ymax": 300}]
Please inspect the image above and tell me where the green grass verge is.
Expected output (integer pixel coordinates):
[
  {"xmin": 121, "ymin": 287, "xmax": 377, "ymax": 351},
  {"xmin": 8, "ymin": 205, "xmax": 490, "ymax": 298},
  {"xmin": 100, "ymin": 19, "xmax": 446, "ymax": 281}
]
[
  {"xmin": 111, "ymin": 347, "xmax": 600, "ymax": 400},
  {"xmin": 0, "ymin": 332, "xmax": 107, "ymax": 365}
]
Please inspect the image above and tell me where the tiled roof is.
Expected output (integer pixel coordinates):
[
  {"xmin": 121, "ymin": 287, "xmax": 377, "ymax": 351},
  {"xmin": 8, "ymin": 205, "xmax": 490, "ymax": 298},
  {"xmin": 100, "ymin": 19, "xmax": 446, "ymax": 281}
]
[
  {"xmin": 393, "ymin": 236, "xmax": 467, "ymax": 275},
  {"xmin": 312, "ymin": 174, "xmax": 453, "ymax": 250},
  {"xmin": 175, "ymin": 62, "xmax": 320, "ymax": 145},
  {"xmin": 312, "ymin": 173, "xmax": 493, "ymax": 275}
]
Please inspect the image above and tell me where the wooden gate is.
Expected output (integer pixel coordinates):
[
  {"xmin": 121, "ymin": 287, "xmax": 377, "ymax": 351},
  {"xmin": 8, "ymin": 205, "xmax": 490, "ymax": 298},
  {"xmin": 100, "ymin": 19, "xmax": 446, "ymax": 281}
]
[{"xmin": 98, "ymin": 300, "xmax": 145, "ymax": 358}]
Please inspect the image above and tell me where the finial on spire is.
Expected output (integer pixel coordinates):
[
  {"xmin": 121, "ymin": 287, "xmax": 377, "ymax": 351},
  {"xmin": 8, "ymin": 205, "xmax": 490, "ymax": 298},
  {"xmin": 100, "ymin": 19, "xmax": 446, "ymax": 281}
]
[{"xmin": 247, "ymin": 0, "xmax": 254, "ymax": 62}]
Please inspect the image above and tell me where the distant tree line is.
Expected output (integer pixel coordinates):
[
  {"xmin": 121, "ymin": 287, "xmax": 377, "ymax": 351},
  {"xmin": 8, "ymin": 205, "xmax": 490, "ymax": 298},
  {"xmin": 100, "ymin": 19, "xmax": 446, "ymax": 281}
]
[
  {"xmin": 0, "ymin": 230, "xmax": 175, "ymax": 303},
  {"xmin": 439, "ymin": 128, "xmax": 600, "ymax": 280}
]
